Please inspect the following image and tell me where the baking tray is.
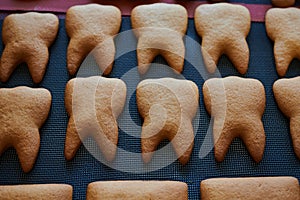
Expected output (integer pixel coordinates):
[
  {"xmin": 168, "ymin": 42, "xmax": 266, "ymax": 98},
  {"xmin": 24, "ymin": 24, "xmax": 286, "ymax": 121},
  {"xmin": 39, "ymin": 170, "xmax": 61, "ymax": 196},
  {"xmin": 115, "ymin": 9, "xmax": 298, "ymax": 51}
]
[{"xmin": 0, "ymin": 3, "xmax": 300, "ymax": 200}]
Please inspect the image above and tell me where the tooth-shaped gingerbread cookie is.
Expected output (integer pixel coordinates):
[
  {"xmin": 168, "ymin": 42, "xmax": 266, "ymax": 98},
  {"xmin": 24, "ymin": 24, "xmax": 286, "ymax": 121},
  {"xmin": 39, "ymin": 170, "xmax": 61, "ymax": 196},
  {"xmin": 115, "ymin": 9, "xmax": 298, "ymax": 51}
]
[
  {"xmin": 86, "ymin": 181, "xmax": 188, "ymax": 200},
  {"xmin": 136, "ymin": 78, "xmax": 199, "ymax": 165},
  {"xmin": 0, "ymin": 12, "xmax": 59, "ymax": 83},
  {"xmin": 0, "ymin": 86, "xmax": 52, "ymax": 172},
  {"xmin": 266, "ymin": 8, "xmax": 300, "ymax": 76},
  {"xmin": 194, "ymin": 3, "xmax": 250, "ymax": 74},
  {"xmin": 64, "ymin": 76, "xmax": 126, "ymax": 161},
  {"xmin": 203, "ymin": 76, "xmax": 266, "ymax": 162},
  {"xmin": 273, "ymin": 77, "xmax": 300, "ymax": 159},
  {"xmin": 131, "ymin": 3, "xmax": 188, "ymax": 74},
  {"xmin": 0, "ymin": 184, "xmax": 73, "ymax": 200},
  {"xmin": 66, "ymin": 4, "xmax": 121, "ymax": 76}
]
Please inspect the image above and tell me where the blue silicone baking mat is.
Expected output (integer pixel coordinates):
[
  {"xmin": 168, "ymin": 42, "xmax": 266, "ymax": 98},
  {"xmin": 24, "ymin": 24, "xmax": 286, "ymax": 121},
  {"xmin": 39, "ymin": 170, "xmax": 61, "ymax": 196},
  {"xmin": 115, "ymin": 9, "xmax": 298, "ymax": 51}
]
[{"xmin": 0, "ymin": 5, "xmax": 300, "ymax": 200}]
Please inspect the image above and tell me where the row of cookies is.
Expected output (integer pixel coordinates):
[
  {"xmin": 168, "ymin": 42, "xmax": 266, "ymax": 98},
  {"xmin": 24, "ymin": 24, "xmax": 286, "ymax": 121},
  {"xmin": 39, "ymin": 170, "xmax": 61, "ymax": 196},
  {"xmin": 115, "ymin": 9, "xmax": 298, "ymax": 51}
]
[
  {"xmin": 2, "ymin": 75, "xmax": 300, "ymax": 172},
  {"xmin": 0, "ymin": 177, "xmax": 299, "ymax": 199},
  {"xmin": 197, "ymin": 4, "xmax": 300, "ymax": 77},
  {"xmin": 214, "ymin": 0, "xmax": 298, "ymax": 8},
  {"xmin": 1, "ymin": 3, "xmax": 300, "ymax": 83}
]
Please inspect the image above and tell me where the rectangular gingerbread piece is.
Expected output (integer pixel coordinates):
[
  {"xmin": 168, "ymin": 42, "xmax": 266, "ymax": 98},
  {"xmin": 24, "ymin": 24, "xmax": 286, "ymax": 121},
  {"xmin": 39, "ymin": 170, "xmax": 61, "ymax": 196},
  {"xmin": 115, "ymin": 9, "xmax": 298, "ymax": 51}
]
[
  {"xmin": 201, "ymin": 177, "xmax": 300, "ymax": 200},
  {"xmin": 86, "ymin": 181, "xmax": 188, "ymax": 200},
  {"xmin": 0, "ymin": 184, "xmax": 73, "ymax": 200}
]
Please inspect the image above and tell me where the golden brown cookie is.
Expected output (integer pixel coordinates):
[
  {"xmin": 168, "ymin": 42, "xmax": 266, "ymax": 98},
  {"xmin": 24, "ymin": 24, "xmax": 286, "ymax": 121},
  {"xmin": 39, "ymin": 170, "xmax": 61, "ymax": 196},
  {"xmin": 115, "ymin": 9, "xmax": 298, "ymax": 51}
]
[
  {"xmin": 0, "ymin": 184, "xmax": 73, "ymax": 200},
  {"xmin": 272, "ymin": 0, "xmax": 295, "ymax": 7},
  {"xmin": 136, "ymin": 78, "xmax": 199, "ymax": 165},
  {"xmin": 266, "ymin": 8, "xmax": 300, "ymax": 76},
  {"xmin": 66, "ymin": 4, "xmax": 121, "ymax": 76},
  {"xmin": 273, "ymin": 77, "xmax": 300, "ymax": 159},
  {"xmin": 64, "ymin": 76, "xmax": 126, "ymax": 161},
  {"xmin": 194, "ymin": 3, "xmax": 250, "ymax": 74},
  {"xmin": 86, "ymin": 181, "xmax": 188, "ymax": 200},
  {"xmin": 0, "ymin": 12, "xmax": 59, "ymax": 83},
  {"xmin": 0, "ymin": 86, "xmax": 52, "ymax": 172},
  {"xmin": 131, "ymin": 3, "xmax": 188, "ymax": 74},
  {"xmin": 203, "ymin": 76, "xmax": 266, "ymax": 162},
  {"xmin": 201, "ymin": 177, "xmax": 300, "ymax": 200}
]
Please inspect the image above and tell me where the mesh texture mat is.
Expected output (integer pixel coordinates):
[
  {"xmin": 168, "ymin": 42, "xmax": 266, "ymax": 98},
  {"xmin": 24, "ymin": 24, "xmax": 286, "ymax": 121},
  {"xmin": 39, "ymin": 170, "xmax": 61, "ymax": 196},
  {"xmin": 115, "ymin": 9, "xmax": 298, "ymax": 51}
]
[{"xmin": 0, "ymin": 16, "xmax": 299, "ymax": 200}]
